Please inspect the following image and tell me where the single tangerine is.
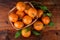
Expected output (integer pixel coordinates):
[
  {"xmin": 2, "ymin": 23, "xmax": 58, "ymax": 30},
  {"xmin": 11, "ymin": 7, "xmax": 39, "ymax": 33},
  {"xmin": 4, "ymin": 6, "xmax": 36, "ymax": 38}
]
[
  {"xmin": 14, "ymin": 21, "xmax": 24, "ymax": 29},
  {"xmin": 21, "ymin": 28, "xmax": 31, "ymax": 37},
  {"xmin": 34, "ymin": 21, "xmax": 44, "ymax": 31},
  {"xmin": 16, "ymin": 11, "xmax": 25, "ymax": 18},
  {"xmin": 37, "ymin": 10, "xmax": 43, "ymax": 18},
  {"xmin": 23, "ymin": 15, "xmax": 32, "ymax": 24},
  {"xmin": 16, "ymin": 2, "xmax": 26, "ymax": 11},
  {"xmin": 42, "ymin": 16, "xmax": 50, "ymax": 25},
  {"xmin": 9, "ymin": 13, "xmax": 18, "ymax": 22},
  {"xmin": 27, "ymin": 8, "xmax": 37, "ymax": 18}
]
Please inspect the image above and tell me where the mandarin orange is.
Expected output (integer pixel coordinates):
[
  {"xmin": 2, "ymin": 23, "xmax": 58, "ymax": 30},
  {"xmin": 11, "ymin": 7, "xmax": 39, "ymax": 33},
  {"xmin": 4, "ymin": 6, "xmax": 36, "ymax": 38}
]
[
  {"xmin": 16, "ymin": 11, "xmax": 25, "ymax": 18},
  {"xmin": 42, "ymin": 16, "xmax": 50, "ymax": 25},
  {"xmin": 27, "ymin": 8, "xmax": 37, "ymax": 18},
  {"xmin": 16, "ymin": 2, "xmax": 26, "ymax": 11},
  {"xmin": 9, "ymin": 13, "xmax": 18, "ymax": 22},
  {"xmin": 37, "ymin": 10, "xmax": 43, "ymax": 18},
  {"xmin": 21, "ymin": 28, "xmax": 31, "ymax": 37},
  {"xmin": 14, "ymin": 21, "xmax": 24, "ymax": 29},
  {"xmin": 23, "ymin": 15, "xmax": 32, "ymax": 24},
  {"xmin": 34, "ymin": 21, "xmax": 44, "ymax": 31}
]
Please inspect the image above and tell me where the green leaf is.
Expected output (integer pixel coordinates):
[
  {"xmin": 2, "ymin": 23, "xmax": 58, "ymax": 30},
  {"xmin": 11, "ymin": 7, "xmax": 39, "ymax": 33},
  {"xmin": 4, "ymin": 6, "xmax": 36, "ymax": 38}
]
[
  {"xmin": 15, "ymin": 30, "xmax": 21, "ymax": 38},
  {"xmin": 32, "ymin": 30, "xmax": 40, "ymax": 36},
  {"xmin": 43, "ymin": 12, "xmax": 52, "ymax": 17},
  {"xmin": 31, "ymin": 1, "xmax": 48, "ymax": 11},
  {"xmin": 47, "ymin": 13, "xmax": 52, "ymax": 17},
  {"xmin": 25, "ymin": 27, "xmax": 30, "ymax": 32},
  {"xmin": 43, "ymin": 13, "xmax": 47, "ymax": 17},
  {"xmin": 49, "ymin": 22, "xmax": 54, "ymax": 26},
  {"xmin": 40, "ymin": 6, "xmax": 48, "ymax": 11}
]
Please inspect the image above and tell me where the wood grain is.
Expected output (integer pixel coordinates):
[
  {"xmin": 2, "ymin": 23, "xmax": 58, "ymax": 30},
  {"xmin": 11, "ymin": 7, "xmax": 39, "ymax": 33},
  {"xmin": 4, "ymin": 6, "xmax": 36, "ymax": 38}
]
[{"xmin": 0, "ymin": 0, "xmax": 60, "ymax": 40}]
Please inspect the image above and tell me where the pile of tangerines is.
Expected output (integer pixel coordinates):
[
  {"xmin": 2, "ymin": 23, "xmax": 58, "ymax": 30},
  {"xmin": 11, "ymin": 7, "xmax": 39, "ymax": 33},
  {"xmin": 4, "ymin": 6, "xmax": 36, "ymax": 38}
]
[{"xmin": 9, "ymin": 2, "xmax": 50, "ymax": 37}]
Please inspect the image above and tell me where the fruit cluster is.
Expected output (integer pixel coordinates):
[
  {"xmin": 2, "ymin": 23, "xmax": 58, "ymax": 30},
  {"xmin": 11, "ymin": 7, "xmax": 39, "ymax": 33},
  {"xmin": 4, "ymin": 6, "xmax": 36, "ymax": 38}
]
[{"xmin": 8, "ymin": 2, "xmax": 54, "ymax": 38}]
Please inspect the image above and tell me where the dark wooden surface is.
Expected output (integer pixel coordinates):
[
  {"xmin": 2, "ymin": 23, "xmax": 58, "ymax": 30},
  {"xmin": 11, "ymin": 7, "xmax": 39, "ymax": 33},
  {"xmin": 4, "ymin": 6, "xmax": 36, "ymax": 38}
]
[{"xmin": 0, "ymin": 0, "xmax": 60, "ymax": 40}]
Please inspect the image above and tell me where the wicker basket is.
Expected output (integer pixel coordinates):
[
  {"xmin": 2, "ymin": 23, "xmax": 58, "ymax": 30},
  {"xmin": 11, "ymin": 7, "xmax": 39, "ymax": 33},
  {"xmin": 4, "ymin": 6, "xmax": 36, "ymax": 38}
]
[{"xmin": 8, "ymin": 2, "xmax": 38, "ymax": 30}]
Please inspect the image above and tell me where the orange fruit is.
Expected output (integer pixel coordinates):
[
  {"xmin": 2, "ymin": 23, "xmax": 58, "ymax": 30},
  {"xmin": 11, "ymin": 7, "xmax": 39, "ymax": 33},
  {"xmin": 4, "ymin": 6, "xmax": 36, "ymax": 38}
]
[
  {"xmin": 9, "ymin": 13, "xmax": 18, "ymax": 22},
  {"xmin": 14, "ymin": 21, "xmax": 24, "ymax": 29},
  {"xmin": 24, "ymin": 5, "xmax": 30, "ymax": 14},
  {"xmin": 42, "ymin": 16, "xmax": 50, "ymax": 25},
  {"xmin": 16, "ymin": 2, "xmax": 26, "ymax": 11},
  {"xmin": 21, "ymin": 28, "xmax": 31, "ymax": 37},
  {"xmin": 27, "ymin": 8, "xmax": 37, "ymax": 18},
  {"xmin": 23, "ymin": 15, "xmax": 32, "ymax": 24},
  {"xmin": 34, "ymin": 21, "xmax": 44, "ymax": 31},
  {"xmin": 16, "ymin": 11, "xmax": 25, "ymax": 18},
  {"xmin": 37, "ymin": 10, "xmax": 43, "ymax": 18}
]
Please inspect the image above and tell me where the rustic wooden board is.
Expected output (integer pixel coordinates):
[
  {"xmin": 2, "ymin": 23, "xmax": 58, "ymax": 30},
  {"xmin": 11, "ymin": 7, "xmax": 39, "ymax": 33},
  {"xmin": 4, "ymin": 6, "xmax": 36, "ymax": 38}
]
[{"xmin": 0, "ymin": 0, "xmax": 60, "ymax": 40}]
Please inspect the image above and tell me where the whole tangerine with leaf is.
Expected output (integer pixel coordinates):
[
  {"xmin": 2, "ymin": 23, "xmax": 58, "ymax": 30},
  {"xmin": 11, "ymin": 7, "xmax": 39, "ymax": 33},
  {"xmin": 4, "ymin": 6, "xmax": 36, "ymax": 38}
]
[
  {"xmin": 21, "ymin": 28, "xmax": 31, "ymax": 37},
  {"xmin": 42, "ymin": 16, "xmax": 50, "ymax": 25}
]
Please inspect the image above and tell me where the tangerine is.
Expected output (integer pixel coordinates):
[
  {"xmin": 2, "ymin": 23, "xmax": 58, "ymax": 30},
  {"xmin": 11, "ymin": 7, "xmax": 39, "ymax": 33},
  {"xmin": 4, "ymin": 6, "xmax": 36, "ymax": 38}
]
[
  {"xmin": 21, "ymin": 28, "xmax": 31, "ymax": 37},
  {"xmin": 14, "ymin": 21, "xmax": 24, "ymax": 29},
  {"xmin": 34, "ymin": 21, "xmax": 44, "ymax": 31},
  {"xmin": 42, "ymin": 16, "xmax": 50, "ymax": 25},
  {"xmin": 37, "ymin": 10, "xmax": 43, "ymax": 18},
  {"xmin": 16, "ymin": 11, "xmax": 25, "ymax": 18},
  {"xmin": 16, "ymin": 2, "xmax": 26, "ymax": 11},
  {"xmin": 23, "ymin": 15, "xmax": 32, "ymax": 24},
  {"xmin": 9, "ymin": 13, "xmax": 18, "ymax": 22},
  {"xmin": 27, "ymin": 8, "xmax": 37, "ymax": 18}
]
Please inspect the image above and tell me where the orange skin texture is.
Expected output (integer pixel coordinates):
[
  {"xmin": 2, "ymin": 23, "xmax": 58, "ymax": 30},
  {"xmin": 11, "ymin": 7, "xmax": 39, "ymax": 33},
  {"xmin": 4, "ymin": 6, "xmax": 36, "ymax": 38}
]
[
  {"xmin": 21, "ymin": 29, "xmax": 31, "ymax": 37},
  {"xmin": 42, "ymin": 16, "xmax": 50, "ymax": 25},
  {"xmin": 14, "ymin": 21, "xmax": 24, "ymax": 29},
  {"xmin": 16, "ymin": 11, "xmax": 25, "ymax": 18},
  {"xmin": 24, "ymin": 5, "xmax": 30, "ymax": 14},
  {"xmin": 23, "ymin": 15, "xmax": 32, "ymax": 24},
  {"xmin": 34, "ymin": 21, "xmax": 44, "ymax": 31},
  {"xmin": 27, "ymin": 8, "xmax": 37, "ymax": 18},
  {"xmin": 9, "ymin": 13, "xmax": 18, "ymax": 22},
  {"xmin": 16, "ymin": 2, "xmax": 26, "ymax": 11},
  {"xmin": 37, "ymin": 10, "xmax": 43, "ymax": 18}
]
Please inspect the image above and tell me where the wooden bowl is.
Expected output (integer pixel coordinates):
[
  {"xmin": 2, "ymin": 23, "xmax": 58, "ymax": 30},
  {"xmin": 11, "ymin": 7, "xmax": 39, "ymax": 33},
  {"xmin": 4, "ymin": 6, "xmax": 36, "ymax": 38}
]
[{"xmin": 8, "ymin": 2, "xmax": 38, "ymax": 30}]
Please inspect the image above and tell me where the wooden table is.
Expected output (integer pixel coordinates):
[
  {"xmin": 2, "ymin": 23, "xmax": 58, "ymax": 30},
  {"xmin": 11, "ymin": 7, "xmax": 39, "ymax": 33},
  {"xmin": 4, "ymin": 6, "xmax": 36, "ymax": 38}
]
[{"xmin": 0, "ymin": 0, "xmax": 60, "ymax": 40}]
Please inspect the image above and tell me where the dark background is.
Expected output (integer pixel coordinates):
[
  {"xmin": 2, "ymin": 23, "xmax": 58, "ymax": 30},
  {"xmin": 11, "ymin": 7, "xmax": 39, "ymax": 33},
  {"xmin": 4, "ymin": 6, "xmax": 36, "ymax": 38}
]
[{"xmin": 0, "ymin": 0, "xmax": 60, "ymax": 40}]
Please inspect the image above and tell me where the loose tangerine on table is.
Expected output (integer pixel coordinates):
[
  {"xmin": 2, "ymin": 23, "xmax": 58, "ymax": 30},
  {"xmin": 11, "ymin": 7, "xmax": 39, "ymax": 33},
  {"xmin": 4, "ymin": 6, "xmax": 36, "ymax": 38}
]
[
  {"xmin": 21, "ymin": 28, "xmax": 31, "ymax": 37},
  {"xmin": 33, "ymin": 21, "xmax": 44, "ymax": 31},
  {"xmin": 42, "ymin": 16, "xmax": 50, "ymax": 25}
]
